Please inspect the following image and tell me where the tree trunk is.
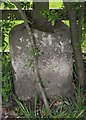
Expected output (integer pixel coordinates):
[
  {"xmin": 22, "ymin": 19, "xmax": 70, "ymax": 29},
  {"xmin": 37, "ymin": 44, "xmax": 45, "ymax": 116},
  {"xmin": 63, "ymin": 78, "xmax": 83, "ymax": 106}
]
[{"xmin": 63, "ymin": 2, "xmax": 85, "ymax": 88}]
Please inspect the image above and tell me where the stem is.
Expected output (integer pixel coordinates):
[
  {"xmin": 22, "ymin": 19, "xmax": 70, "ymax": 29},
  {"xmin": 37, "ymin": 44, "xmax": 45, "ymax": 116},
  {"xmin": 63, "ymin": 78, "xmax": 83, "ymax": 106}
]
[{"xmin": 14, "ymin": 1, "xmax": 49, "ymax": 110}]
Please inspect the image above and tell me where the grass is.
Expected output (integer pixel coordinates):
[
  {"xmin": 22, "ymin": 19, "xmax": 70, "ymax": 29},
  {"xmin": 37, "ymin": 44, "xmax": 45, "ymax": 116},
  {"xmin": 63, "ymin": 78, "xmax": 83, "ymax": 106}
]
[{"xmin": 12, "ymin": 86, "xmax": 85, "ymax": 119}]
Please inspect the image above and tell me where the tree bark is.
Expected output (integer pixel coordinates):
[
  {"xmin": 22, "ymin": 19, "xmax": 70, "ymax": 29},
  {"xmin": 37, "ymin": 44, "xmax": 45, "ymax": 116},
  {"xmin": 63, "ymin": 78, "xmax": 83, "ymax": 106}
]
[
  {"xmin": 77, "ymin": 3, "xmax": 84, "ymax": 42},
  {"xmin": 63, "ymin": 2, "xmax": 85, "ymax": 88}
]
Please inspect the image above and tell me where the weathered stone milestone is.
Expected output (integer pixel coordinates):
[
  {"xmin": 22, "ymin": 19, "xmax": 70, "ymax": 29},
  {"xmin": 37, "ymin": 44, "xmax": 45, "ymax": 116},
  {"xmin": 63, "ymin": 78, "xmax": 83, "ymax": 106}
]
[{"xmin": 9, "ymin": 20, "xmax": 73, "ymax": 100}]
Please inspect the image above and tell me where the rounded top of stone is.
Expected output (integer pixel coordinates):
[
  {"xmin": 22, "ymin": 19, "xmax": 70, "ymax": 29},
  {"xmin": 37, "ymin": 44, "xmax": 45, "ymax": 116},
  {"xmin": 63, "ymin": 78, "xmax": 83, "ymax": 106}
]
[{"xmin": 10, "ymin": 19, "xmax": 70, "ymax": 35}]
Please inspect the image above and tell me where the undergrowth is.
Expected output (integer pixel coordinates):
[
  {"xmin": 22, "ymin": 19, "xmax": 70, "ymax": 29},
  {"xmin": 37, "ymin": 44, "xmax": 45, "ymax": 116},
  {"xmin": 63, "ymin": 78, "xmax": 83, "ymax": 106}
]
[
  {"xmin": 2, "ymin": 53, "xmax": 12, "ymax": 104},
  {"xmin": 13, "ymin": 87, "xmax": 85, "ymax": 119}
]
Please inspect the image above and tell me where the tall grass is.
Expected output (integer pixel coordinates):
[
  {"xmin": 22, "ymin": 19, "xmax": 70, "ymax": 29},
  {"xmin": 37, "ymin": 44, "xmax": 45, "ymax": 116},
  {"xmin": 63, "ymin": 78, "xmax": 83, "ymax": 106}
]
[{"xmin": 13, "ymin": 86, "xmax": 85, "ymax": 119}]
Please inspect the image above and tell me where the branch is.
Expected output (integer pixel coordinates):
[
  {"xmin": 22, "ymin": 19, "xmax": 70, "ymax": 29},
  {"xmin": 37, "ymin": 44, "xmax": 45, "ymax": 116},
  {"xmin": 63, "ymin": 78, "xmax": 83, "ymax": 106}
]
[{"xmin": 14, "ymin": 1, "xmax": 49, "ymax": 110}]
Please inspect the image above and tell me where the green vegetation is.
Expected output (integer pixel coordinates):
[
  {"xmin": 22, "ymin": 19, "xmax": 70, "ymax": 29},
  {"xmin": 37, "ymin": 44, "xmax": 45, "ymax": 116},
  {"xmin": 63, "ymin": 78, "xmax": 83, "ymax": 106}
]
[
  {"xmin": 1, "ymin": 12, "xmax": 23, "ymax": 103},
  {"xmin": 13, "ymin": 87, "xmax": 85, "ymax": 119},
  {"xmin": 1, "ymin": 19, "xmax": 23, "ymax": 51},
  {"xmin": 0, "ymin": 1, "xmax": 16, "ymax": 9},
  {"xmin": 0, "ymin": 12, "xmax": 24, "ymax": 51},
  {"xmin": 0, "ymin": 0, "xmax": 33, "ymax": 9},
  {"xmin": 2, "ymin": 53, "xmax": 12, "ymax": 103}
]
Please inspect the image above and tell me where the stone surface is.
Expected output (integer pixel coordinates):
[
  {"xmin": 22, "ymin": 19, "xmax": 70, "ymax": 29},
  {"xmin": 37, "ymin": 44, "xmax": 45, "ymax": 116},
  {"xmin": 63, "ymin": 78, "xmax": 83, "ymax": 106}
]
[{"xmin": 9, "ymin": 20, "xmax": 73, "ymax": 100}]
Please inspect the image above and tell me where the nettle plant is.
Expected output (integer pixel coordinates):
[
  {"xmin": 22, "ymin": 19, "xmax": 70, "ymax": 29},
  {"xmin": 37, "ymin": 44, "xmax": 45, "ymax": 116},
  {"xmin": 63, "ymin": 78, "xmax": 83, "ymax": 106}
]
[
  {"xmin": 42, "ymin": 10, "xmax": 59, "ymax": 26},
  {"xmin": 20, "ymin": 2, "xmax": 33, "ymax": 10},
  {"xmin": 1, "ymin": 0, "xmax": 32, "ymax": 9},
  {"xmin": 0, "ymin": 1, "xmax": 16, "ymax": 9},
  {"xmin": 41, "ymin": 4, "xmax": 66, "ymax": 26}
]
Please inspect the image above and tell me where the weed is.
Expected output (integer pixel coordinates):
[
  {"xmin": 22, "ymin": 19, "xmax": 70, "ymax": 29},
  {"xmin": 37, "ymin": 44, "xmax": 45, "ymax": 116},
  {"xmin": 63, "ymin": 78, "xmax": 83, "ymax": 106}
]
[{"xmin": 13, "ymin": 86, "xmax": 85, "ymax": 119}]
